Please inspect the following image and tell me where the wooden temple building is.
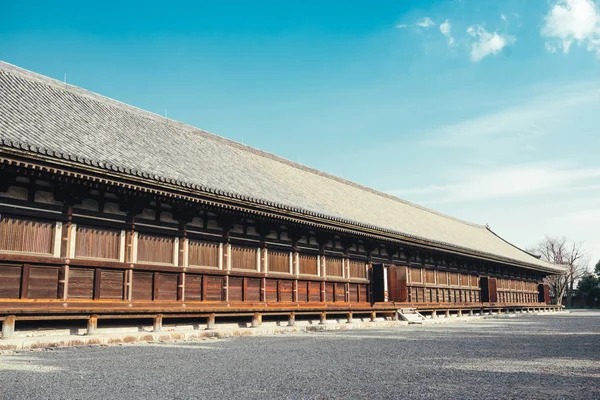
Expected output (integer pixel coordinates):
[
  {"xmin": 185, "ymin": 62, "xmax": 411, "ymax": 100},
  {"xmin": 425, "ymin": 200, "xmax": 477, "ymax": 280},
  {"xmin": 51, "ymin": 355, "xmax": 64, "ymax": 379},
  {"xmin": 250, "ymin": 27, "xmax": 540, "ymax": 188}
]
[{"xmin": 0, "ymin": 61, "xmax": 562, "ymax": 337}]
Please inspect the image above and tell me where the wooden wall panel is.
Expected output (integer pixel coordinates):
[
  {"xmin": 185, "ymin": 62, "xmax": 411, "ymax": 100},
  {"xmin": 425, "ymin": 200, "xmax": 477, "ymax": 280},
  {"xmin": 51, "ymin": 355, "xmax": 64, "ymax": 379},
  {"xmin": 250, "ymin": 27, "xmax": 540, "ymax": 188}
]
[
  {"xmin": 228, "ymin": 277, "xmax": 243, "ymax": 301},
  {"xmin": 28, "ymin": 266, "xmax": 59, "ymax": 299},
  {"xmin": 231, "ymin": 246, "xmax": 257, "ymax": 270},
  {"xmin": 308, "ymin": 281, "xmax": 321, "ymax": 302},
  {"xmin": 265, "ymin": 279, "xmax": 278, "ymax": 302},
  {"xmin": 297, "ymin": 281, "xmax": 308, "ymax": 302},
  {"xmin": 156, "ymin": 273, "xmax": 177, "ymax": 301},
  {"xmin": 132, "ymin": 271, "xmax": 153, "ymax": 301},
  {"xmin": 75, "ymin": 226, "xmax": 120, "ymax": 260},
  {"xmin": 188, "ymin": 240, "xmax": 219, "ymax": 268},
  {"xmin": 326, "ymin": 257, "xmax": 344, "ymax": 277},
  {"xmin": 349, "ymin": 260, "xmax": 366, "ymax": 279},
  {"xmin": 470, "ymin": 275, "xmax": 478, "ymax": 287},
  {"xmin": 67, "ymin": 268, "xmax": 94, "ymax": 299},
  {"xmin": 279, "ymin": 280, "xmax": 293, "ymax": 302},
  {"xmin": 388, "ymin": 266, "xmax": 407, "ymax": 302},
  {"xmin": 410, "ymin": 268, "xmax": 422, "ymax": 283},
  {"xmin": 0, "ymin": 264, "xmax": 22, "ymax": 298},
  {"xmin": 461, "ymin": 274, "xmax": 470, "ymax": 286},
  {"xmin": 268, "ymin": 250, "xmax": 289, "ymax": 273},
  {"xmin": 185, "ymin": 274, "xmax": 202, "ymax": 301},
  {"xmin": 325, "ymin": 283, "xmax": 335, "ymax": 302},
  {"xmin": 245, "ymin": 278, "xmax": 261, "ymax": 302},
  {"xmin": 100, "ymin": 270, "xmax": 124, "ymax": 300},
  {"xmin": 449, "ymin": 273, "xmax": 459, "ymax": 286},
  {"xmin": 299, "ymin": 254, "xmax": 318, "ymax": 275},
  {"xmin": 0, "ymin": 216, "xmax": 54, "ymax": 254},
  {"xmin": 438, "ymin": 271, "xmax": 448, "ymax": 285},
  {"xmin": 335, "ymin": 284, "xmax": 346, "ymax": 302},
  {"xmin": 425, "ymin": 269, "xmax": 435, "ymax": 284},
  {"xmin": 359, "ymin": 284, "xmax": 368, "ymax": 303},
  {"xmin": 205, "ymin": 276, "xmax": 224, "ymax": 301},
  {"xmin": 137, "ymin": 234, "xmax": 174, "ymax": 264},
  {"xmin": 349, "ymin": 284, "xmax": 358, "ymax": 303}
]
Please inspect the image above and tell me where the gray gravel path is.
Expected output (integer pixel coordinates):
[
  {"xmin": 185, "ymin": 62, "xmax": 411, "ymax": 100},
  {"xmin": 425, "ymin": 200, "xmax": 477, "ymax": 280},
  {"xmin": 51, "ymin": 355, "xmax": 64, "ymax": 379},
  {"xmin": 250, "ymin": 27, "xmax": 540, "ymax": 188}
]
[{"xmin": 1, "ymin": 310, "xmax": 599, "ymax": 399}]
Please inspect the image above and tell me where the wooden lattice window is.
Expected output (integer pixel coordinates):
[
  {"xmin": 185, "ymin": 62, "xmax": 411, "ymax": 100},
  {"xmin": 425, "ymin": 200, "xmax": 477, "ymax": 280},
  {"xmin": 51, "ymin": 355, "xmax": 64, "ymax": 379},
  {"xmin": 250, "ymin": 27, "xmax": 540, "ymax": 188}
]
[
  {"xmin": 0, "ymin": 216, "xmax": 54, "ymax": 254},
  {"xmin": 268, "ymin": 250, "xmax": 290, "ymax": 273},
  {"xmin": 188, "ymin": 240, "xmax": 219, "ymax": 268},
  {"xmin": 231, "ymin": 246, "xmax": 257, "ymax": 270},
  {"xmin": 137, "ymin": 234, "xmax": 175, "ymax": 264},
  {"xmin": 75, "ymin": 226, "xmax": 120, "ymax": 260},
  {"xmin": 299, "ymin": 254, "xmax": 318, "ymax": 275},
  {"xmin": 349, "ymin": 260, "xmax": 366, "ymax": 279},
  {"xmin": 326, "ymin": 257, "xmax": 344, "ymax": 277}
]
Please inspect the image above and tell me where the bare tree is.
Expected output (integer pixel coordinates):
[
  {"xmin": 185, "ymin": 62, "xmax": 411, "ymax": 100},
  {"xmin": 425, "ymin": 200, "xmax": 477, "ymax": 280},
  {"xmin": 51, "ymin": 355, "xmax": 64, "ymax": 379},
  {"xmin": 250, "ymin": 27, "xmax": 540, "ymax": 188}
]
[{"xmin": 529, "ymin": 236, "xmax": 589, "ymax": 306}]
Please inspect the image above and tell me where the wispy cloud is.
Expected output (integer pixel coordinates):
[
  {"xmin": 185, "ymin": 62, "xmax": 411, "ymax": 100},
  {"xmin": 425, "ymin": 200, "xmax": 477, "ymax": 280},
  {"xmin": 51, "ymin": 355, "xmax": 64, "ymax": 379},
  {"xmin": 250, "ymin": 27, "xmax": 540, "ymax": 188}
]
[
  {"xmin": 439, "ymin": 20, "xmax": 454, "ymax": 45},
  {"xmin": 542, "ymin": 0, "xmax": 600, "ymax": 55},
  {"xmin": 416, "ymin": 17, "xmax": 436, "ymax": 28},
  {"xmin": 395, "ymin": 24, "xmax": 408, "ymax": 29},
  {"xmin": 389, "ymin": 163, "xmax": 600, "ymax": 203},
  {"xmin": 467, "ymin": 25, "xmax": 515, "ymax": 61}
]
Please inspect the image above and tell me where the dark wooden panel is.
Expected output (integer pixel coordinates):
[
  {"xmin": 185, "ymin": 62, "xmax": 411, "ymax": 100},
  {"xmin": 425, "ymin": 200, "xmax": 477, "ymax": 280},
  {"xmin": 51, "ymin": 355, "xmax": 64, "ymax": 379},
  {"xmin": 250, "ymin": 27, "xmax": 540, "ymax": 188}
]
[
  {"xmin": 100, "ymin": 270, "xmax": 125, "ymax": 300},
  {"xmin": 156, "ymin": 273, "xmax": 177, "ymax": 301},
  {"xmin": 359, "ymin": 284, "xmax": 368, "ymax": 303},
  {"xmin": 298, "ymin": 254, "xmax": 318, "ymax": 275},
  {"xmin": 371, "ymin": 264, "xmax": 385, "ymax": 302},
  {"xmin": 308, "ymin": 281, "xmax": 321, "ymax": 302},
  {"xmin": 231, "ymin": 246, "xmax": 257, "ymax": 270},
  {"xmin": 268, "ymin": 250, "xmax": 289, "ymax": 273},
  {"xmin": 335, "ymin": 283, "xmax": 346, "ymax": 303},
  {"xmin": 349, "ymin": 260, "xmax": 366, "ymax": 279},
  {"xmin": 132, "ymin": 271, "xmax": 153, "ymax": 301},
  {"xmin": 0, "ymin": 264, "xmax": 21, "ymax": 298},
  {"xmin": 75, "ymin": 225, "xmax": 120, "ymax": 260},
  {"xmin": 205, "ymin": 276, "xmax": 223, "ymax": 301},
  {"xmin": 388, "ymin": 266, "xmax": 407, "ymax": 302},
  {"xmin": 67, "ymin": 268, "xmax": 94, "ymax": 299},
  {"xmin": 0, "ymin": 216, "xmax": 54, "ymax": 254},
  {"xmin": 28, "ymin": 266, "xmax": 59, "ymax": 299},
  {"xmin": 188, "ymin": 240, "xmax": 219, "ymax": 267},
  {"xmin": 279, "ymin": 280, "xmax": 293, "ymax": 302},
  {"xmin": 326, "ymin": 257, "xmax": 344, "ymax": 277},
  {"xmin": 265, "ymin": 279, "xmax": 278, "ymax": 302},
  {"xmin": 325, "ymin": 282, "xmax": 335, "ymax": 302},
  {"xmin": 349, "ymin": 284, "xmax": 358, "ymax": 303},
  {"xmin": 228, "ymin": 277, "xmax": 243, "ymax": 301},
  {"xmin": 137, "ymin": 234, "xmax": 174, "ymax": 264},
  {"xmin": 184, "ymin": 274, "xmax": 202, "ymax": 301},
  {"xmin": 245, "ymin": 278, "xmax": 261, "ymax": 302},
  {"xmin": 297, "ymin": 281, "xmax": 308, "ymax": 302}
]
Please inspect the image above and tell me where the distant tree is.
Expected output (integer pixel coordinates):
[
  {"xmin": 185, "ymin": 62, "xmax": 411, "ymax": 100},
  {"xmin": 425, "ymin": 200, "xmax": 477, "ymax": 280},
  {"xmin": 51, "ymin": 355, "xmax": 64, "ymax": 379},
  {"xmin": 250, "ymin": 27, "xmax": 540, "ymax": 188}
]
[
  {"xmin": 577, "ymin": 274, "xmax": 600, "ymax": 307},
  {"xmin": 529, "ymin": 236, "xmax": 589, "ymax": 306},
  {"xmin": 595, "ymin": 259, "xmax": 600, "ymax": 276}
]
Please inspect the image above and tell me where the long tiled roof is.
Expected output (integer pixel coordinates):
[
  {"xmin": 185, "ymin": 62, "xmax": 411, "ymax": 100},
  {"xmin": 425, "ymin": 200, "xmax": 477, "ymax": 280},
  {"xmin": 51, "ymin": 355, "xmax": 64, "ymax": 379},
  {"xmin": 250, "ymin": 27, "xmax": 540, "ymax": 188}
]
[{"xmin": 0, "ymin": 61, "xmax": 563, "ymax": 273}]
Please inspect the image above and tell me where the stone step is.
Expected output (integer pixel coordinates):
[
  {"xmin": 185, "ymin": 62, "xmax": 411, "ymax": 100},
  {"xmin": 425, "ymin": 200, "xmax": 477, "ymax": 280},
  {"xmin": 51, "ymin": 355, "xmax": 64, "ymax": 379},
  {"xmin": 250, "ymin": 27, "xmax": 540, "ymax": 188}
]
[{"xmin": 398, "ymin": 310, "xmax": 425, "ymax": 324}]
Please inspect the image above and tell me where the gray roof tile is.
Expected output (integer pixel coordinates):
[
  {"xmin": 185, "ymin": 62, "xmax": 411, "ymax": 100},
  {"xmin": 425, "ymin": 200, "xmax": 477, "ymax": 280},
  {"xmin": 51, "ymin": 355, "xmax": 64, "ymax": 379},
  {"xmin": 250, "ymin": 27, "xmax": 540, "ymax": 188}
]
[{"xmin": 0, "ymin": 61, "xmax": 562, "ymax": 273}]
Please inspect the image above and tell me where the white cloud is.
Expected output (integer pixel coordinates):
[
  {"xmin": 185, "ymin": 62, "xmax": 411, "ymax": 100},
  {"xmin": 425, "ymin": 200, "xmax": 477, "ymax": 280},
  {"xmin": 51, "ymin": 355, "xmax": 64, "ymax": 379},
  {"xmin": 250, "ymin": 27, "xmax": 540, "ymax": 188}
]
[
  {"xmin": 542, "ymin": 0, "xmax": 600, "ymax": 55},
  {"xmin": 439, "ymin": 20, "xmax": 454, "ymax": 45},
  {"xmin": 396, "ymin": 24, "xmax": 407, "ymax": 29},
  {"xmin": 390, "ymin": 164, "xmax": 600, "ymax": 203},
  {"xmin": 416, "ymin": 17, "xmax": 436, "ymax": 28},
  {"xmin": 501, "ymin": 14, "xmax": 508, "ymax": 22},
  {"xmin": 467, "ymin": 25, "xmax": 515, "ymax": 61}
]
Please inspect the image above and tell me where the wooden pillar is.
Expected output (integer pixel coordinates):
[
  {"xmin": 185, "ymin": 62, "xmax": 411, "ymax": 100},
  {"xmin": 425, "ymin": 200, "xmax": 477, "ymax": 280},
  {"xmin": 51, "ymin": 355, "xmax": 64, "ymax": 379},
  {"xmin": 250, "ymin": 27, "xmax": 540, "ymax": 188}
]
[
  {"xmin": 251, "ymin": 312, "xmax": 262, "ymax": 328},
  {"xmin": 153, "ymin": 314, "xmax": 163, "ymax": 332},
  {"xmin": 206, "ymin": 313, "xmax": 216, "ymax": 330},
  {"xmin": 288, "ymin": 312, "xmax": 295, "ymax": 327},
  {"xmin": 370, "ymin": 311, "xmax": 377, "ymax": 322},
  {"xmin": 347, "ymin": 311, "xmax": 353, "ymax": 324},
  {"xmin": 319, "ymin": 311, "xmax": 327, "ymax": 325},
  {"xmin": 2, "ymin": 315, "xmax": 16, "ymax": 339},
  {"xmin": 20, "ymin": 264, "xmax": 30, "ymax": 299},
  {"xmin": 87, "ymin": 315, "xmax": 98, "ymax": 335},
  {"xmin": 59, "ymin": 204, "xmax": 74, "ymax": 300},
  {"xmin": 178, "ymin": 273, "xmax": 185, "ymax": 301}
]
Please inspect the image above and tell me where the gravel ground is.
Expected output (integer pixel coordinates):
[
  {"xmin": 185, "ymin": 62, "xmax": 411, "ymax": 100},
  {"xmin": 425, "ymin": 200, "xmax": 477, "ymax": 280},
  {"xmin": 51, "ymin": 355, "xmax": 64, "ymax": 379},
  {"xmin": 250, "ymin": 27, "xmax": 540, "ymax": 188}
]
[{"xmin": 0, "ymin": 310, "xmax": 599, "ymax": 399}]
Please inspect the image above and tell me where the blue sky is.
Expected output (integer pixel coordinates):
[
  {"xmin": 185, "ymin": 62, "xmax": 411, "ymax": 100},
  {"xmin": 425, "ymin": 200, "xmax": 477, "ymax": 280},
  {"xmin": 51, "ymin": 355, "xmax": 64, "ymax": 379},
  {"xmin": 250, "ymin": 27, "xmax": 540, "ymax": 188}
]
[{"xmin": 2, "ymin": 0, "xmax": 599, "ymax": 266}]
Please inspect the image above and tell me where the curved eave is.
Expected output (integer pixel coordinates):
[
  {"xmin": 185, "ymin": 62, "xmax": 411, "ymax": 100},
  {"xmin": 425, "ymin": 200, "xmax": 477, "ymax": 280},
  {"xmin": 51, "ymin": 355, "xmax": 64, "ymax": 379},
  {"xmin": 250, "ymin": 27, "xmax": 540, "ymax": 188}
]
[{"xmin": 0, "ymin": 145, "xmax": 565, "ymax": 275}]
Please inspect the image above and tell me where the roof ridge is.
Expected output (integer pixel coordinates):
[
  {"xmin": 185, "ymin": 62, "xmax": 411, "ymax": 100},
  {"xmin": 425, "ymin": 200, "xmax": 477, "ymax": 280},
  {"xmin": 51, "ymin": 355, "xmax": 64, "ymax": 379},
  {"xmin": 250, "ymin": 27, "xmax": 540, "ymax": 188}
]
[{"xmin": 0, "ymin": 60, "xmax": 486, "ymax": 230}]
